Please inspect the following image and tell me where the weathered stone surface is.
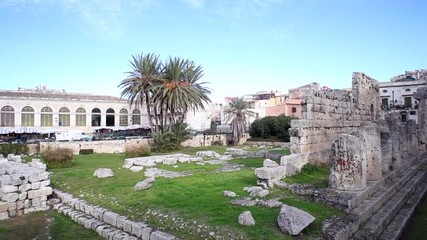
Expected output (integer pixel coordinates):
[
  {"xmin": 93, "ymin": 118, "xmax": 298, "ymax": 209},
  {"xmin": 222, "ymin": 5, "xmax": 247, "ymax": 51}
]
[
  {"xmin": 249, "ymin": 189, "xmax": 269, "ymax": 198},
  {"xmin": 129, "ymin": 166, "xmax": 144, "ymax": 172},
  {"xmin": 356, "ymin": 123, "xmax": 382, "ymax": 181},
  {"xmin": 134, "ymin": 177, "xmax": 155, "ymax": 190},
  {"xmin": 222, "ymin": 190, "xmax": 237, "ymax": 197},
  {"xmin": 263, "ymin": 159, "xmax": 279, "ymax": 167},
  {"xmin": 150, "ymin": 230, "xmax": 176, "ymax": 240},
  {"xmin": 196, "ymin": 151, "xmax": 221, "ymax": 159},
  {"xmin": 277, "ymin": 204, "xmax": 315, "ymax": 235},
  {"xmin": 255, "ymin": 166, "xmax": 286, "ymax": 187},
  {"xmin": 238, "ymin": 211, "xmax": 256, "ymax": 226},
  {"xmin": 329, "ymin": 134, "xmax": 367, "ymax": 191},
  {"xmin": 93, "ymin": 168, "xmax": 114, "ymax": 178}
]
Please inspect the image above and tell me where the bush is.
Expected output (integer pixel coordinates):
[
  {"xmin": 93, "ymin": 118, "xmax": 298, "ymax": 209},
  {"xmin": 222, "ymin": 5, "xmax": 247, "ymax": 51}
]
[
  {"xmin": 41, "ymin": 147, "xmax": 74, "ymax": 168},
  {"xmin": 79, "ymin": 149, "xmax": 94, "ymax": 155},
  {"xmin": 0, "ymin": 143, "xmax": 29, "ymax": 156},
  {"xmin": 151, "ymin": 131, "xmax": 176, "ymax": 152},
  {"xmin": 211, "ymin": 140, "xmax": 223, "ymax": 146},
  {"xmin": 125, "ymin": 145, "xmax": 151, "ymax": 158},
  {"xmin": 249, "ymin": 115, "xmax": 294, "ymax": 142}
]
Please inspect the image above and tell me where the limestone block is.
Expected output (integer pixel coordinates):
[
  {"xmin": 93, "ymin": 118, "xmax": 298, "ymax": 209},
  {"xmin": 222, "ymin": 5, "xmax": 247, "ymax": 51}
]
[
  {"xmin": 255, "ymin": 166, "xmax": 286, "ymax": 181},
  {"xmin": 134, "ymin": 177, "xmax": 155, "ymax": 190},
  {"xmin": 32, "ymin": 197, "xmax": 42, "ymax": 207},
  {"xmin": 249, "ymin": 189, "xmax": 269, "ymax": 198},
  {"xmin": 31, "ymin": 182, "xmax": 41, "ymax": 190},
  {"xmin": 162, "ymin": 158, "xmax": 177, "ymax": 165},
  {"xmin": 7, "ymin": 202, "xmax": 16, "ymax": 211},
  {"xmin": 40, "ymin": 180, "xmax": 50, "ymax": 188},
  {"xmin": 103, "ymin": 211, "xmax": 119, "ymax": 226},
  {"xmin": 27, "ymin": 187, "xmax": 52, "ymax": 199},
  {"xmin": 196, "ymin": 151, "xmax": 221, "ymax": 159},
  {"xmin": 123, "ymin": 219, "xmax": 133, "ymax": 233},
  {"xmin": 129, "ymin": 166, "xmax": 144, "ymax": 172},
  {"xmin": 0, "ymin": 201, "xmax": 8, "ymax": 212},
  {"xmin": 238, "ymin": 211, "xmax": 256, "ymax": 226},
  {"xmin": 263, "ymin": 159, "xmax": 279, "ymax": 167},
  {"xmin": 116, "ymin": 215, "xmax": 127, "ymax": 230},
  {"xmin": 18, "ymin": 192, "xmax": 27, "ymax": 201},
  {"xmin": 0, "ymin": 192, "xmax": 19, "ymax": 202},
  {"xmin": 150, "ymin": 230, "xmax": 176, "ymax": 240},
  {"xmin": 18, "ymin": 183, "xmax": 31, "ymax": 192},
  {"xmin": 1, "ymin": 185, "xmax": 18, "ymax": 194},
  {"xmin": 16, "ymin": 200, "xmax": 24, "ymax": 210},
  {"xmin": 277, "ymin": 204, "xmax": 315, "ymax": 235},
  {"xmin": 328, "ymin": 134, "xmax": 367, "ymax": 191},
  {"xmin": 92, "ymin": 206, "xmax": 107, "ymax": 220},
  {"xmin": 130, "ymin": 221, "xmax": 149, "ymax": 238},
  {"xmin": 10, "ymin": 174, "xmax": 25, "ymax": 185},
  {"xmin": 0, "ymin": 175, "xmax": 12, "ymax": 185},
  {"xmin": 93, "ymin": 168, "xmax": 114, "ymax": 178},
  {"xmin": 223, "ymin": 190, "xmax": 237, "ymax": 197},
  {"xmin": 0, "ymin": 212, "xmax": 8, "ymax": 220}
]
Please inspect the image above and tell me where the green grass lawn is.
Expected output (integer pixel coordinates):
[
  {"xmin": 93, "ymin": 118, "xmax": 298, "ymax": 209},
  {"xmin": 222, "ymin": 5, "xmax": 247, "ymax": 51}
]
[{"xmin": 47, "ymin": 150, "xmax": 341, "ymax": 239}]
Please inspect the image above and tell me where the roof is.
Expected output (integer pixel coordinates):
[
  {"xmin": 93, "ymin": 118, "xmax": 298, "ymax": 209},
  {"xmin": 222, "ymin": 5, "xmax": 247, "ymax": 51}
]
[{"xmin": 0, "ymin": 90, "xmax": 125, "ymax": 103}]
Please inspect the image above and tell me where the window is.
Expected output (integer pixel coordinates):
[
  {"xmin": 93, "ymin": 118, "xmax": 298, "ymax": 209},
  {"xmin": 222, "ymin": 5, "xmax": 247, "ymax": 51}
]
[
  {"xmin": 410, "ymin": 111, "xmax": 416, "ymax": 115},
  {"xmin": 382, "ymin": 89, "xmax": 388, "ymax": 93},
  {"xmin": 119, "ymin": 109, "xmax": 128, "ymax": 126},
  {"xmin": 404, "ymin": 97, "xmax": 412, "ymax": 108},
  {"xmin": 1, "ymin": 106, "xmax": 15, "ymax": 127},
  {"xmin": 76, "ymin": 108, "xmax": 86, "ymax": 126},
  {"xmin": 106, "ymin": 108, "xmax": 115, "ymax": 126},
  {"xmin": 40, "ymin": 107, "xmax": 53, "ymax": 126},
  {"xmin": 132, "ymin": 109, "xmax": 141, "ymax": 125},
  {"xmin": 291, "ymin": 107, "xmax": 297, "ymax": 113},
  {"xmin": 21, "ymin": 106, "xmax": 35, "ymax": 127},
  {"xmin": 59, "ymin": 107, "xmax": 70, "ymax": 126},
  {"xmin": 381, "ymin": 98, "xmax": 389, "ymax": 109},
  {"xmin": 91, "ymin": 108, "xmax": 101, "ymax": 126}
]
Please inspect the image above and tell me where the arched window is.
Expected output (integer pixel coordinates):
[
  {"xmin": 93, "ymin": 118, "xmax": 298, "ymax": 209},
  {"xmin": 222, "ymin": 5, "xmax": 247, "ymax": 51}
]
[
  {"xmin": 59, "ymin": 107, "xmax": 70, "ymax": 126},
  {"xmin": 40, "ymin": 107, "xmax": 53, "ymax": 126},
  {"xmin": 1, "ymin": 106, "xmax": 15, "ymax": 127},
  {"xmin": 76, "ymin": 108, "xmax": 86, "ymax": 126},
  {"xmin": 132, "ymin": 109, "xmax": 141, "ymax": 125},
  {"xmin": 119, "ymin": 109, "xmax": 128, "ymax": 126},
  {"xmin": 91, "ymin": 108, "xmax": 101, "ymax": 126},
  {"xmin": 106, "ymin": 108, "xmax": 115, "ymax": 127},
  {"xmin": 21, "ymin": 106, "xmax": 35, "ymax": 127}
]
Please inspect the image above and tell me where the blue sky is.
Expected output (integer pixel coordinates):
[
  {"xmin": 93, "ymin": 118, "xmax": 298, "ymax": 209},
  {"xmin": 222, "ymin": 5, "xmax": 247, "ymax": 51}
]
[{"xmin": 0, "ymin": 0, "xmax": 426, "ymax": 103}]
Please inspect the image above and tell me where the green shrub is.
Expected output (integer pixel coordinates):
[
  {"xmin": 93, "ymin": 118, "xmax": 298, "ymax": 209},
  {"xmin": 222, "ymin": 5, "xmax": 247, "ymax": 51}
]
[
  {"xmin": 125, "ymin": 145, "xmax": 151, "ymax": 158},
  {"xmin": 79, "ymin": 149, "xmax": 94, "ymax": 155},
  {"xmin": 41, "ymin": 147, "xmax": 74, "ymax": 168},
  {"xmin": 151, "ymin": 131, "xmax": 176, "ymax": 152},
  {"xmin": 0, "ymin": 143, "xmax": 29, "ymax": 156},
  {"xmin": 211, "ymin": 140, "xmax": 223, "ymax": 146}
]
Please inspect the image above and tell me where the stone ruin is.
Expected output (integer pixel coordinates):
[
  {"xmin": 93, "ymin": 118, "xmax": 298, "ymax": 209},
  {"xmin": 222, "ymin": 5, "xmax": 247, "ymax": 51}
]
[{"xmin": 0, "ymin": 155, "xmax": 52, "ymax": 220}]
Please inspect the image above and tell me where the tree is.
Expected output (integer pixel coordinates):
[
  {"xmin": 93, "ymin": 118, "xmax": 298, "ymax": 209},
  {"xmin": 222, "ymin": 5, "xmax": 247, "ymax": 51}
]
[
  {"xmin": 249, "ymin": 115, "xmax": 295, "ymax": 142},
  {"xmin": 153, "ymin": 57, "xmax": 211, "ymax": 132},
  {"xmin": 224, "ymin": 98, "xmax": 254, "ymax": 145},
  {"xmin": 118, "ymin": 53, "xmax": 161, "ymax": 133}
]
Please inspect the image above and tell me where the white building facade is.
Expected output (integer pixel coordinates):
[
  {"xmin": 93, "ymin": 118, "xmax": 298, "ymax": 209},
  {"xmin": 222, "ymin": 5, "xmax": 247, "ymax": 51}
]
[
  {"xmin": 0, "ymin": 86, "xmax": 149, "ymax": 133},
  {"xmin": 378, "ymin": 69, "xmax": 427, "ymax": 123}
]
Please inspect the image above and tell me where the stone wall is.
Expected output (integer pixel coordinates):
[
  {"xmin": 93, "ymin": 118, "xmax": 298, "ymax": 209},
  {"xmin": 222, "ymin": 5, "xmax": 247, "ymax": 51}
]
[
  {"xmin": 32, "ymin": 134, "xmax": 229, "ymax": 156},
  {"xmin": 288, "ymin": 72, "xmax": 381, "ymax": 163},
  {"xmin": 0, "ymin": 156, "xmax": 52, "ymax": 220}
]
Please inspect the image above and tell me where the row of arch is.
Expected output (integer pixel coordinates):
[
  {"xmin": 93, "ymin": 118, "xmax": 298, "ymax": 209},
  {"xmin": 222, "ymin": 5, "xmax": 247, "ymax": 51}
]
[{"xmin": 0, "ymin": 106, "xmax": 142, "ymax": 127}]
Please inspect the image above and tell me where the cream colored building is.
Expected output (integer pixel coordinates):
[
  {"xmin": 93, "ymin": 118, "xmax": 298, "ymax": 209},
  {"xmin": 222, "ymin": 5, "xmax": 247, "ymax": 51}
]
[{"xmin": 0, "ymin": 85, "xmax": 148, "ymax": 134}]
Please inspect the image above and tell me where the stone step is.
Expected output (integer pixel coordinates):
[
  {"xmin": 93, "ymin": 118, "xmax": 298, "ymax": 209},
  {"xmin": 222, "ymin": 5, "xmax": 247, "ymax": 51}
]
[
  {"xmin": 347, "ymin": 153, "xmax": 425, "ymax": 211},
  {"xmin": 378, "ymin": 172, "xmax": 427, "ymax": 240},
  {"xmin": 349, "ymin": 155, "xmax": 426, "ymax": 227},
  {"xmin": 351, "ymin": 165, "xmax": 427, "ymax": 239},
  {"xmin": 323, "ymin": 154, "xmax": 427, "ymax": 240},
  {"xmin": 53, "ymin": 203, "xmax": 138, "ymax": 240}
]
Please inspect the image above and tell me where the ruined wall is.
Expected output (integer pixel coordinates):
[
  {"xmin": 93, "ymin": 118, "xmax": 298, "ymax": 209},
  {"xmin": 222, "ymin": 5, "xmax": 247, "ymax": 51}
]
[{"xmin": 288, "ymin": 72, "xmax": 381, "ymax": 164}]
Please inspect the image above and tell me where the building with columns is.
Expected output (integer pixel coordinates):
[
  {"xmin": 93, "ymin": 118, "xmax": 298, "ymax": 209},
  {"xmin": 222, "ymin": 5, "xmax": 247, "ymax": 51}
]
[{"xmin": 0, "ymin": 85, "xmax": 148, "ymax": 134}]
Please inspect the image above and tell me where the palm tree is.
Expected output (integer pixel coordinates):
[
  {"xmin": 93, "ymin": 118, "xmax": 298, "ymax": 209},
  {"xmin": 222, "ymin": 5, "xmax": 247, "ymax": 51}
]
[
  {"xmin": 118, "ymin": 53, "xmax": 161, "ymax": 133},
  {"xmin": 153, "ymin": 57, "xmax": 211, "ymax": 132},
  {"xmin": 224, "ymin": 97, "xmax": 255, "ymax": 145}
]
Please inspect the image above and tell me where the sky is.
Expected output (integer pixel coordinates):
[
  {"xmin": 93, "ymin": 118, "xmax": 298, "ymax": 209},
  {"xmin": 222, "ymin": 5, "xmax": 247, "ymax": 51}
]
[{"xmin": 0, "ymin": 0, "xmax": 426, "ymax": 103}]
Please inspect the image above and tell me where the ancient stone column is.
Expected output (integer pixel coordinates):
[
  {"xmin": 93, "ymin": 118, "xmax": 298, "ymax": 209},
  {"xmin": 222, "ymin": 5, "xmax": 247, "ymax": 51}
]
[
  {"xmin": 356, "ymin": 123, "xmax": 382, "ymax": 181},
  {"xmin": 414, "ymin": 86, "xmax": 427, "ymax": 151},
  {"xmin": 329, "ymin": 134, "xmax": 367, "ymax": 191}
]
